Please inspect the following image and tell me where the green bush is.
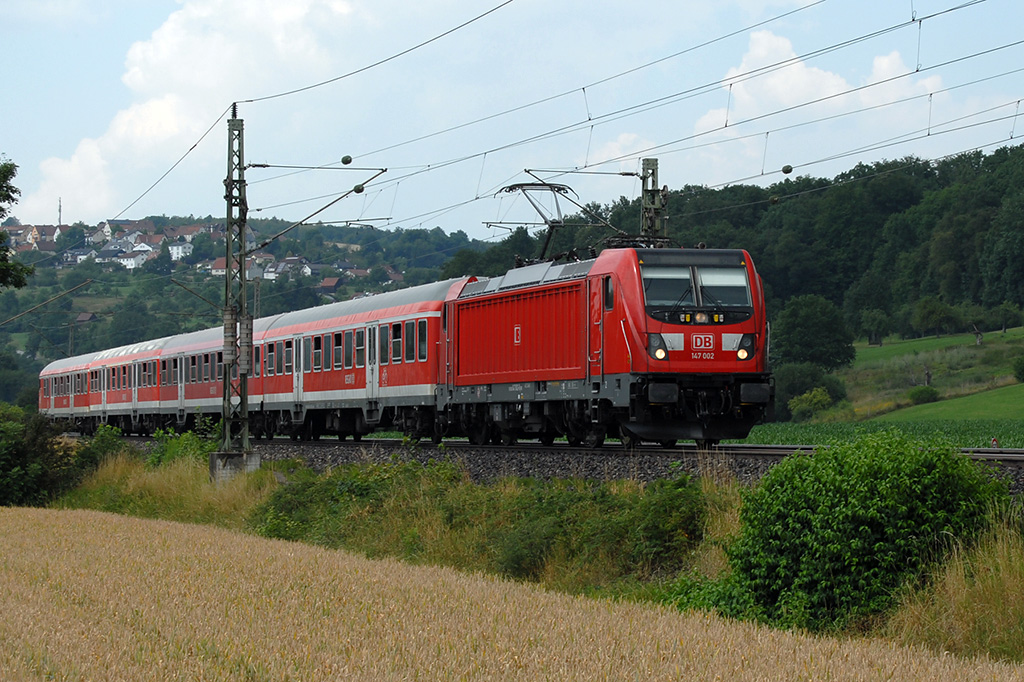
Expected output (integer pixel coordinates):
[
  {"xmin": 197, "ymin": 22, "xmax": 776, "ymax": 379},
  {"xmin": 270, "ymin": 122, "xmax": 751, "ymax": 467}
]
[
  {"xmin": 0, "ymin": 404, "xmax": 115, "ymax": 506},
  {"xmin": 907, "ymin": 385, "xmax": 940, "ymax": 405},
  {"xmin": 1013, "ymin": 356, "xmax": 1024, "ymax": 383},
  {"xmin": 146, "ymin": 428, "xmax": 217, "ymax": 467},
  {"xmin": 725, "ymin": 431, "xmax": 1008, "ymax": 631},
  {"xmin": 788, "ymin": 387, "xmax": 833, "ymax": 422}
]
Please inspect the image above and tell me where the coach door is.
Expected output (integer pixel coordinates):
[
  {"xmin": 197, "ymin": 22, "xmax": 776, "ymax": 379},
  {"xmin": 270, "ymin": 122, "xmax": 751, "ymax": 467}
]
[
  {"xmin": 291, "ymin": 336, "xmax": 302, "ymax": 409},
  {"xmin": 175, "ymin": 357, "xmax": 186, "ymax": 423},
  {"xmin": 366, "ymin": 323, "xmax": 379, "ymax": 403}
]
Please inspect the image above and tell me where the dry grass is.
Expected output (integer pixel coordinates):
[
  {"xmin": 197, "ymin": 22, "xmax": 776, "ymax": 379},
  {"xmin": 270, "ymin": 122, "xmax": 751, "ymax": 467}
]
[
  {"xmin": 885, "ymin": 510, "xmax": 1024, "ymax": 662},
  {"xmin": 2, "ymin": 508, "xmax": 1021, "ymax": 681}
]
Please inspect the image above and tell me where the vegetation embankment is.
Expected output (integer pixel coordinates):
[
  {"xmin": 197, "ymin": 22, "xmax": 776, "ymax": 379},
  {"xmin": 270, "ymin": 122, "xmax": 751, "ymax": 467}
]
[{"xmin": 18, "ymin": 418, "xmax": 1017, "ymax": 669}]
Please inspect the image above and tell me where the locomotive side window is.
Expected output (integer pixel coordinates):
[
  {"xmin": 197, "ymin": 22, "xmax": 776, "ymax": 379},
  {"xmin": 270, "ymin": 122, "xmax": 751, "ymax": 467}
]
[
  {"xmin": 405, "ymin": 320, "xmax": 415, "ymax": 363},
  {"xmin": 333, "ymin": 333, "xmax": 344, "ymax": 369},
  {"xmin": 391, "ymin": 323, "xmax": 402, "ymax": 364},
  {"xmin": 417, "ymin": 319, "xmax": 427, "ymax": 361},
  {"xmin": 355, "ymin": 329, "xmax": 365, "ymax": 367},
  {"xmin": 603, "ymin": 276, "xmax": 614, "ymax": 310},
  {"xmin": 697, "ymin": 267, "xmax": 752, "ymax": 307},
  {"xmin": 379, "ymin": 325, "xmax": 389, "ymax": 365}
]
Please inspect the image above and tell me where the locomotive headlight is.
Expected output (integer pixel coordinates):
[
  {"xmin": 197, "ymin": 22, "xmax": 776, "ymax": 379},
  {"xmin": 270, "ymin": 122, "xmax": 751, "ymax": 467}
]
[
  {"xmin": 648, "ymin": 333, "xmax": 669, "ymax": 360},
  {"xmin": 695, "ymin": 312, "xmax": 709, "ymax": 324},
  {"xmin": 736, "ymin": 333, "xmax": 756, "ymax": 361}
]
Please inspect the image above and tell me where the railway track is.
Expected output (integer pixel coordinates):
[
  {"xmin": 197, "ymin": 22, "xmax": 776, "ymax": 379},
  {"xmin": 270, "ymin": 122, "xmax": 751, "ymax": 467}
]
[{"xmin": 244, "ymin": 438, "xmax": 1024, "ymax": 493}]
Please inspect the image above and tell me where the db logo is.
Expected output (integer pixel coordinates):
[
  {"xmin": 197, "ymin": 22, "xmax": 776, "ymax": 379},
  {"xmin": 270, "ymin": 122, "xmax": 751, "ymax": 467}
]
[
  {"xmin": 691, "ymin": 333, "xmax": 715, "ymax": 350},
  {"xmin": 514, "ymin": 324, "xmax": 522, "ymax": 346}
]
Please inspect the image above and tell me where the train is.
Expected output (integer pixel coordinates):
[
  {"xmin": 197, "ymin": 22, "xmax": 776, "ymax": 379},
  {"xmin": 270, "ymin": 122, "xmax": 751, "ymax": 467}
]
[{"xmin": 39, "ymin": 246, "xmax": 774, "ymax": 448}]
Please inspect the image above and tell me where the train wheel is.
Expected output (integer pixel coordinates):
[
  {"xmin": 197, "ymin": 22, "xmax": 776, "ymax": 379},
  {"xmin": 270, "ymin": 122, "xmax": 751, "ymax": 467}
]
[
  {"xmin": 468, "ymin": 424, "xmax": 489, "ymax": 446},
  {"xmin": 660, "ymin": 440, "xmax": 678, "ymax": 449},
  {"xmin": 539, "ymin": 432, "xmax": 555, "ymax": 446},
  {"xmin": 620, "ymin": 431, "xmax": 640, "ymax": 451},
  {"xmin": 500, "ymin": 430, "xmax": 517, "ymax": 446},
  {"xmin": 583, "ymin": 430, "xmax": 605, "ymax": 448},
  {"xmin": 352, "ymin": 433, "xmax": 362, "ymax": 442}
]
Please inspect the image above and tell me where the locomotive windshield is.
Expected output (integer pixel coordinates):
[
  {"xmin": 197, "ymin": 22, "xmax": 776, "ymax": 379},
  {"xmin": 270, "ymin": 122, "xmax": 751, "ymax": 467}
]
[{"xmin": 641, "ymin": 264, "xmax": 751, "ymax": 314}]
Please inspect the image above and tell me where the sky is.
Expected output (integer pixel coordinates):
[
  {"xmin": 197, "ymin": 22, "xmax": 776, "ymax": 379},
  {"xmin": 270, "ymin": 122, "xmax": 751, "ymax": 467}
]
[{"xmin": 3, "ymin": 0, "xmax": 1024, "ymax": 243}]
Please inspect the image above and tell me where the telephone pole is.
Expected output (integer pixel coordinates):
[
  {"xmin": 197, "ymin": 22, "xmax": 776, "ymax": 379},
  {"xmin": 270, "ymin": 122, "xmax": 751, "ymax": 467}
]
[{"xmin": 211, "ymin": 103, "xmax": 258, "ymax": 481}]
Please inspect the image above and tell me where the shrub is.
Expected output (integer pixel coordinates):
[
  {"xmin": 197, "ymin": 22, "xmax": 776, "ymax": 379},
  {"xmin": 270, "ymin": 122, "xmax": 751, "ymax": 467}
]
[
  {"xmin": 787, "ymin": 387, "xmax": 832, "ymax": 422},
  {"xmin": 0, "ymin": 404, "xmax": 115, "ymax": 506},
  {"xmin": 146, "ymin": 428, "xmax": 217, "ymax": 467},
  {"xmin": 907, "ymin": 385, "xmax": 940, "ymax": 405},
  {"xmin": 1013, "ymin": 356, "xmax": 1024, "ymax": 383},
  {"xmin": 725, "ymin": 431, "xmax": 1008, "ymax": 631}
]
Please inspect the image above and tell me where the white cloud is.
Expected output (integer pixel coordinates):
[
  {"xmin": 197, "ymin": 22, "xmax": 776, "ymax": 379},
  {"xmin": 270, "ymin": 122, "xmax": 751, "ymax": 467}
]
[{"xmin": 20, "ymin": 0, "xmax": 359, "ymax": 224}]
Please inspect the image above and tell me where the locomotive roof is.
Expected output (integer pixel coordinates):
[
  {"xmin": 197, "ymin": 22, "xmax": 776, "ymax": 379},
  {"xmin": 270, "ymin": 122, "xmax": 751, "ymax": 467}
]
[{"xmin": 459, "ymin": 259, "xmax": 595, "ymax": 298}]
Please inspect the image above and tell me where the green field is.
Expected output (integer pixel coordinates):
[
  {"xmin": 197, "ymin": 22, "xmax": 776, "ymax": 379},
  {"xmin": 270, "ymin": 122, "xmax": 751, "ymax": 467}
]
[
  {"xmin": 874, "ymin": 383, "xmax": 1024, "ymax": 422},
  {"xmin": 837, "ymin": 327, "xmax": 1024, "ymax": 419}
]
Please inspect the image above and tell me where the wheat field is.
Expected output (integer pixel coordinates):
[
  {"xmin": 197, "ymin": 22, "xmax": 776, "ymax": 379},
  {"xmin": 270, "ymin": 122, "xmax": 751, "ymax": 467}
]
[{"xmin": 2, "ymin": 508, "xmax": 1020, "ymax": 681}]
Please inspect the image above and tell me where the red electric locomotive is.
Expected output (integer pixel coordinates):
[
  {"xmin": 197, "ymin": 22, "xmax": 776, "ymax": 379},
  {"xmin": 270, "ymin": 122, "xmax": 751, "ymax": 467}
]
[
  {"xmin": 438, "ymin": 246, "xmax": 773, "ymax": 448},
  {"xmin": 40, "ymin": 246, "xmax": 772, "ymax": 448}
]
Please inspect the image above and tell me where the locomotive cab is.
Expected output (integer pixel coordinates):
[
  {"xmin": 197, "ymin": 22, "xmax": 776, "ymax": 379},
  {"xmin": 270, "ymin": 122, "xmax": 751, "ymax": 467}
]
[{"xmin": 612, "ymin": 248, "xmax": 773, "ymax": 445}]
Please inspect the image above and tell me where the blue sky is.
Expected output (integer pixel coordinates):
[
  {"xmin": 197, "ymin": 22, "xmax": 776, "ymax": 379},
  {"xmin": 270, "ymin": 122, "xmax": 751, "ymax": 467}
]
[{"xmin": 3, "ymin": 0, "xmax": 1023, "ymax": 242}]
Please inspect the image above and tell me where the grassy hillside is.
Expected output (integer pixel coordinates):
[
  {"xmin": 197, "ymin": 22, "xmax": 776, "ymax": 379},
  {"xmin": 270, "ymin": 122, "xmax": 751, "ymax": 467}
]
[{"xmin": 837, "ymin": 327, "xmax": 1024, "ymax": 419}]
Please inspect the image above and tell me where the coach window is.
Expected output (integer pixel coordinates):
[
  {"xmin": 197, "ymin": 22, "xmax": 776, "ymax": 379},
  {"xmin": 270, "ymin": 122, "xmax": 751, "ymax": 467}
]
[
  {"xmin": 333, "ymin": 333, "xmax": 344, "ymax": 370},
  {"xmin": 379, "ymin": 324, "xmax": 389, "ymax": 365},
  {"xmin": 122, "ymin": 365, "xmax": 129, "ymax": 389},
  {"xmin": 303, "ymin": 337, "xmax": 313, "ymax": 374},
  {"xmin": 405, "ymin": 320, "xmax": 415, "ymax": 362},
  {"xmin": 253, "ymin": 346, "xmax": 261, "ymax": 378},
  {"xmin": 312, "ymin": 336, "xmax": 322, "ymax": 371},
  {"xmin": 417, "ymin": 319, "xmax": 428, "ymax": 361},
  {"xmin": 266, "ymin": 344, "xmax": 276, "ymax": 376},
  {"xmin": 189, "ymin": 356, "xmax": 198, "ymax": 383},
  {"xmin": 284, "ymin": 340, "xmax": 294, "ymax": 374},
  {"xmin": 392, "ymin": 322, "xmax": 403, "ymax": 364},
  {"xmin": 355, "ymin": 329, "xmax": 366, "ymax": 368},
  {"xmin": 322, "ymin": 335, "xmax": 331, "ymax": 371},
  {"xmin": 368, "ymin": 327, "xmax": 376, "ymax": 365},
  {"xmin": 276, "ymin": 341, "xmax": 285, "ymax": 375},
  {"xmin": 171, "ymin": 358, "xmax": 179, "ymax": 385},
  {"xmin": 203, "ymin": 353, "xmax": 211, "ymax": 383},
  {"xmin": 217, "ymin": 351, "xmax": 224, "ymax": 381},
  {"xmin": 344, "ymin": 330, "xmax": 354, "ymax": 369}
]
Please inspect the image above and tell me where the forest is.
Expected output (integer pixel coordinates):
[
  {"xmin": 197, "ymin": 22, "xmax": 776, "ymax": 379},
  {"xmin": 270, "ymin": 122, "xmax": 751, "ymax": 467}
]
[{"xmin": 3, "ymin": 143, "xmax": 1024, "ymax": 409}]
